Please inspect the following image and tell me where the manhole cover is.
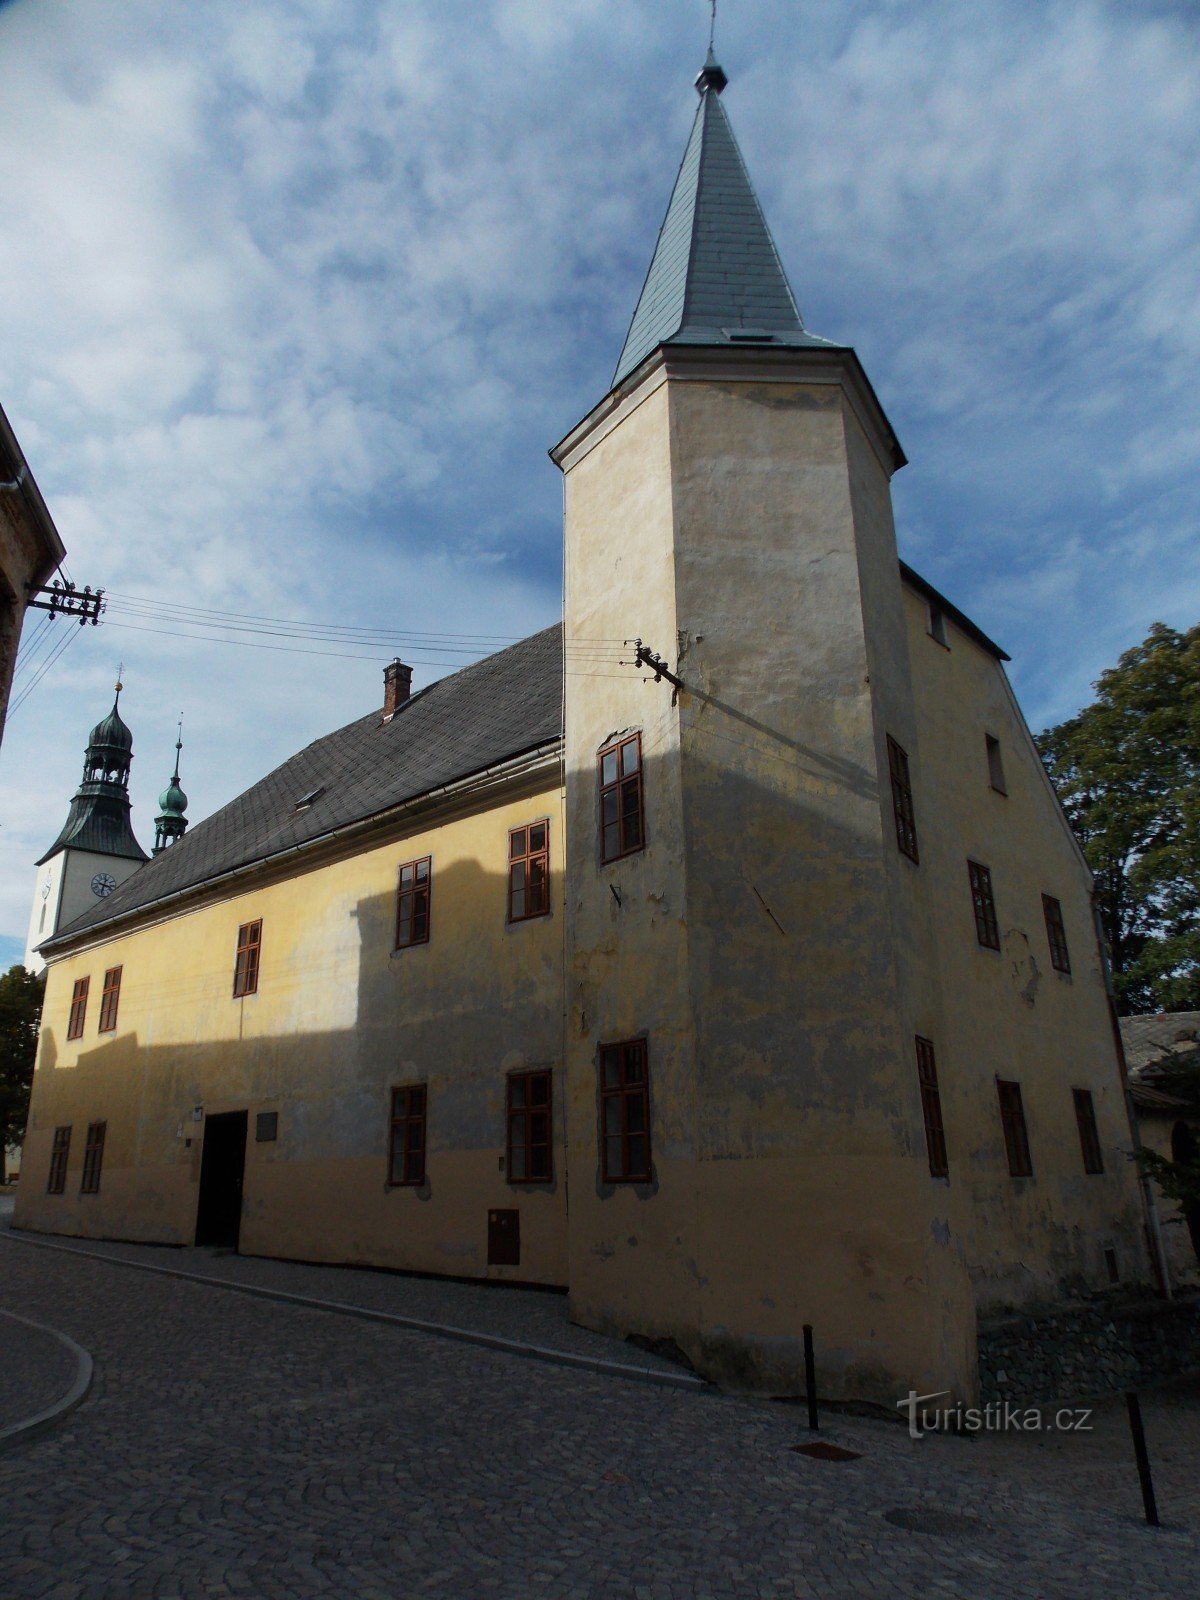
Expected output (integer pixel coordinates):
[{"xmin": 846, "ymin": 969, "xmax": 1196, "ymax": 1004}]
[
  {"xmin": 883, "ymin": 1508, "xmax": 979, "ymax": 1537},
  {"xmin": 790, "ymin": 1442, "xmax": 862, "ymax": 1461}
]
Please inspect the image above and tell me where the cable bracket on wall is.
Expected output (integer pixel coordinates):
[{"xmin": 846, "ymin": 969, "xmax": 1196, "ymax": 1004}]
[
  {"xmin": 622, "ymin": 638, "xmax": 685, "ymax": 692},
  {"xmin": 26, "ymin": 578, "xmax": 106, "ymax": 625}
]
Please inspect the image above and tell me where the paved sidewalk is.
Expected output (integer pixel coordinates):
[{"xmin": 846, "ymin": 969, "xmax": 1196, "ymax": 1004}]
[{"xmin": 1, "ymin": 1207, "xmax": 693, "ymax": 1385}]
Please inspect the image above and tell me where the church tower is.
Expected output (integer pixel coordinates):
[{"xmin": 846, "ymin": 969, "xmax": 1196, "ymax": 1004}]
[
  {"xmin": 25, "ymin": 680, "xmax": 149, "ymax": 972},
  {"xmin": 152, "ymin": 724, "xmax": 189, "ymax": 855},
  {"xmin": 552, "ymin": 55, "xmax": 974, "ymax": 1402}
]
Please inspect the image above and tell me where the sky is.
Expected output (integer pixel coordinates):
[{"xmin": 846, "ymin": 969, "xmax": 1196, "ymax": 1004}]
[{"xmin": 1, "ymin": 0, "xmax": 1198, "ymax": 964}]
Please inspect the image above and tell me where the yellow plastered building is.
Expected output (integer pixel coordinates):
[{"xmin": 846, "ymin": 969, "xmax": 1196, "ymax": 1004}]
[{"xmin": 15, "ymin": 57, "xmax": 1157, "ymax": 1403}]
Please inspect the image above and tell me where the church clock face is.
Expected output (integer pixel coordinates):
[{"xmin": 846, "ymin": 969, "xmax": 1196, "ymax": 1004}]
[{"xmin": 91, "ymin": 872, "xmax": 117, "ymax": 899}]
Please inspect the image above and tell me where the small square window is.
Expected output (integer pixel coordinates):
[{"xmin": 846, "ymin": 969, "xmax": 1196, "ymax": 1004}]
[
  {"xmin": 233, "ymin": 921, "xmax": 262, "ymax": 998},
  {"xmin": 598, "ymin": 733, "xmax": 645, "ymax": 863},
  {"xmin": 508, "ymin": 820, "xmax": 550, "ymax": 922},
  {"xmin": 507, "ymin": 1069, "xmax": 553, "ymax": 1183},
  {"xmin": 388, "ymin": 1084, "xmax": 427, "ymax": 1186},
  {"xmin": 98, "ymin": 966, "xmax": 122, "ymax": 1033},
  {"xmin": 255, "ymin": 1111, "xmax": 279, "ymax": 1143},
  {"xmin": 67, "ymin": 977, "xmax": 90, "ymax": 1041},
  {"xmin": 395, "ymin": 856, "xmax": 432, "ymax": 949}
]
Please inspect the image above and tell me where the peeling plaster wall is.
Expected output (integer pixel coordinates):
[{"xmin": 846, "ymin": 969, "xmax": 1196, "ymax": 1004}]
[
  {"xmin": 901, "ymin": 584, "xmax": 1151, "ymax": 1312},
  {"xmin": 15, "ymin": 775, "xmax": 569, "ymax": 1286}
]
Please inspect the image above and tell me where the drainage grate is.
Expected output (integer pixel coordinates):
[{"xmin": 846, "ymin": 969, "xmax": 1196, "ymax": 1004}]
[
  {"xmin": 883, "ymin": 1508, "xmax": 979, "ymax": 1536},
  {"xmin": 790, "ymin": 1442, "xmax": 862, "ymax": 1461}
]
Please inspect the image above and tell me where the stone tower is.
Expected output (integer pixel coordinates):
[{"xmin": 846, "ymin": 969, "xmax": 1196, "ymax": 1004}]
[
  {"xmin": 552, "ymin": 55, "xmax": 974, "ymax": 1400},
  {"xmin": 25, "ymin": 680, "xmax": 148, "ymax": 972}
]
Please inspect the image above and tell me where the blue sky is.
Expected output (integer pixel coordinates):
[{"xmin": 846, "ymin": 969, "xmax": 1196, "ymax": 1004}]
[{"xmin": 2, "ymin": 0, "xmax": 1199, "ymax": 963}]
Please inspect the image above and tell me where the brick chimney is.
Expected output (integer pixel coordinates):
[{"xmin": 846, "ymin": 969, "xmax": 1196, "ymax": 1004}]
[{"xmin": 383, "ymin": 658, "xmax": 412, "ymax": 720}]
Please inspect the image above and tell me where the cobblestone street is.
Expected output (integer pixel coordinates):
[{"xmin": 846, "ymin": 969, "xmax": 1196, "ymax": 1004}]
[{"xmin": 1, "ymin": 1214, "xmax": 1196, "ymax": 1600}]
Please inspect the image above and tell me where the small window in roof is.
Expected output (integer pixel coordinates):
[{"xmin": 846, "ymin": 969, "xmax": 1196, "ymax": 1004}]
[
  {"xmin": 725, "ymin": 328, "xmax": 778, "ymax": 343},
  {"xmin": 295, "ymin": 786, "xmax": 325, "ymax": 811}
]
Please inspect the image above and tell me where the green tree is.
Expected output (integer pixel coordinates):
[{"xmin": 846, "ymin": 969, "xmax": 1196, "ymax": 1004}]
[
  {"xmin": 1036, "ymin": 622, "xmax": 1200, "ymax": 1014},
  {"xmin": 0, "ymin": 964, "xmax": 45, "ymax": 1177}
]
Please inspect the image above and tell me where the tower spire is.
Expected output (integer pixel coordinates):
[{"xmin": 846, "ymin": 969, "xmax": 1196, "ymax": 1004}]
[
  {"xmin": 612, "ymin": 53, "xmax": 831, "ymax": 387},
  {"xmin": 153, "ymin": 715, "xmax": 189, "ymax": 856}
]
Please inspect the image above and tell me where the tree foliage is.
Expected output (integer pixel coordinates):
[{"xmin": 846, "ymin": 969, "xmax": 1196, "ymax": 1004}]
[
  {"xmin": 0, "ymin": 964, "xmax": 45, "ymax": 1164},
  {"xmin": 1036, "ymin": 622, "xmax": 1200, "ymax": 1014}
]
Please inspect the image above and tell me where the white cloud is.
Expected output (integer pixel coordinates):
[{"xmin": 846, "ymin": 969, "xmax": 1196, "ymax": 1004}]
[{"xmin": 0, "ymin": 0, "xmax": 1198, "ymax": 944}]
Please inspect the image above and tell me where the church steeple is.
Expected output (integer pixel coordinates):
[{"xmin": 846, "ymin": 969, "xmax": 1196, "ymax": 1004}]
[
  {"xmin": 612, "ymin": 55, "xmax": 833, "ymax": 387},
  {"xmin": 153, "ymin": 721, "xmax": 189, "ymax": 856},
  {"xmin": 36, "ymin": 677, "xmax": 148, "ymax": 867}
]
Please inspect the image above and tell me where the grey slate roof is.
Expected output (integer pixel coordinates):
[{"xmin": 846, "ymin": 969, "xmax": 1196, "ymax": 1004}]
[
  {"xmin": 43, "ymin": 625, "xmax": 563, "ymax": 951},
  {"xmin": 1121, "ymin": 1012, "xmax": 1200, "ymax": 1073},
  {"xmin": 614, "ymin": 67, "xmax": 836, "ymax": 387}
]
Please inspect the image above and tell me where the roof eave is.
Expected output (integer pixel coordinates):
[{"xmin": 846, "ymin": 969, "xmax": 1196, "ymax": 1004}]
[
  {"xmin": 552, "ymin": 340, "xmax": 906, "ymax": 478},
  {"xmin": 40, "ymin": 737, "xmax": 564, "ymax": 959}
]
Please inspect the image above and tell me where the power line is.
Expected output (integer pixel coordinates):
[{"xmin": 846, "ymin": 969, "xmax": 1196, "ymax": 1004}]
[{"xmin": 7, "ymin": 620, "xmax": 81, "ymax": 719}]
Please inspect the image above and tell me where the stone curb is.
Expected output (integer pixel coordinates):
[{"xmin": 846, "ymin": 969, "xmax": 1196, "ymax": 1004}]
[
  {"xmin": 1, "ymin": 1230, "xmax": 708, "ymax": 1394},
  {"xmin": 0, "ymin": 1307, "xmax": 94, "ymax": 1453}
]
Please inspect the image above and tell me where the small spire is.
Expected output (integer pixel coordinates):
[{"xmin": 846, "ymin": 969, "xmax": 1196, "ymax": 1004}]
[
  {"xmin": 695, "ymin": 47, "xmax": 728, "ymax": 97},
  {"xmin": 172, "ymin": 715, "xmax": 183, "ymax": 783}
]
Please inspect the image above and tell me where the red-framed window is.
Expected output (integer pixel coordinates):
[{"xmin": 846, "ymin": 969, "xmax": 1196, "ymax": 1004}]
[
  {"xmin": 233, "ymin": 920, "xmax": 262, "ymax": 998},
  {"xmin": 886, "ymin": 736, "xmax": 919, "ymax": 863},
  {"xmin": 98, "ymin": 966, "xmax": 122, "ymax": 1033},
  {"xmin": 388, "ymin": 1084, "xmax": 426, "ymax": 1186},
  {"xmin": 508, "ymin": 820, "xmax": 549, "ymax": 922},
  {"xmin": 1073, "ymin": 1088, "xmax": 1104, "ymax": 1175},
  {"xmin": 599, "ymin": 733, "xmax": 644, "ymax": 863},
  {"xmin": 968, "ymin": 861, "xmax": 1000, "ymax": 950},
  {"xmin": 80, "ymin": 1120, "xmax": 106, "ymax": 1194},
  {"xmin": 507, "ymin": 1069, "xmax": 553, "ymax": 1183},
  {"xmin": 395, "ymin": 857, "xmax": 431, "ymax": 949},
  {"xmin": 1042, "ymin": 894, "xmax": 1071, "ymax": 974},
  {"xmin": 997, "ymin": 1080, "xmax": 1032, "ymax": 1177},
  {"xmin": 47, "ymin": 1126, "xmax": 71, "ymax": 1194},
  {"xmin": 915, "ymin": 1036, "xmax": 948, "ymax": 1177},
  {"xmin": 599, "ymin": 1039, "xmax": 651, "ymax": 1183},
  {"xmin": 67, "ymin": 977, "xmax": 90, "ymax": 1041}
]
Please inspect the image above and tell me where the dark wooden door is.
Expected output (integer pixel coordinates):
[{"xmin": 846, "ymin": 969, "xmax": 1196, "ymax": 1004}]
[
  {"xmin": 488, "ymin": 1208, "xmax": 520, "ymax": 1266},
  {"xmin": 195, "ymin": 1111, "xmax": 248, "ymax": 1249}
]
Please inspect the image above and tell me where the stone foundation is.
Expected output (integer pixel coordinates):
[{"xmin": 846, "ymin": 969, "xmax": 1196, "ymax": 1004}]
[{"xmin": 978, "ymin": 1291, "xmax": 1200, "ymax": 1404}]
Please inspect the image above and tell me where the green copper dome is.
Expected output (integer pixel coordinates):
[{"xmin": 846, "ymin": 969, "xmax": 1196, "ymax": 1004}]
[
  {"xmin": 89, "ymin": 696, "xmax": 134, "ymax": 755},
  {"xmin": 158, "ymin": 776, "xmax": 188, "ymax": 816}
]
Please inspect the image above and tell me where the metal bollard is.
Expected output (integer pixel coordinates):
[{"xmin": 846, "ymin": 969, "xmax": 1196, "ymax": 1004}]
[
  {"xmin": 803, "ymin": 1323, "xmax": 818, "ymax": 1431},
  {"xmin": 1125, "ymin": 1392, "xmax": 1160, "ymax": 1527}
]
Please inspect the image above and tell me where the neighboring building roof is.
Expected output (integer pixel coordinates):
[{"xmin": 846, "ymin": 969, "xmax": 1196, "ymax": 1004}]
[
  {"xmin": 898, "ymin": 561, "xmax": 1010, "ymax": 662},
  {"xmin": 1121, "ymin": 1012, "xmax": 1200, "ymax": 1074},
  {"xmin": 613, "ymin": 56, "xmax": 837, "ymax": 388},
  {"xmin": 1129, "ymin": 1081, "xmax": 1192, "ymax": 1115},
  {"xmin": 43, "ymin": 624, "xmax": 564, "ymax": 950}
]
